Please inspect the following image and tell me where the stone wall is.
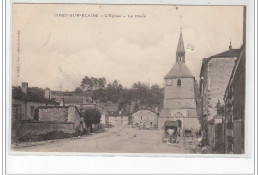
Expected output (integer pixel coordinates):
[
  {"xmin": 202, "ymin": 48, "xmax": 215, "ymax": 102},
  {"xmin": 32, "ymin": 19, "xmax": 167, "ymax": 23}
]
[
  {"xmin": 163, "ymin": 98, "xmax": 196, "ymax": 110},
  {"xmin": 38, "ymin": 107, "xmax": 68, "ymax": 122},
  {"xmin": 164, "ymin": 78, "xmax": 195, "ymax": 99},
  {"xmin": 164, "ymin": 78, "xmax": 197, "ymax": 109},
  {"xmin": 207, "ymin": 57, "xmax": 236, "ymax": 120},
  {"xmin": 13, "ymin": 120, "xmax": 75, "ymax": 138},
  {"xmin": 68, "ymin": 106, "xmax": 81, "ymax": 131}
]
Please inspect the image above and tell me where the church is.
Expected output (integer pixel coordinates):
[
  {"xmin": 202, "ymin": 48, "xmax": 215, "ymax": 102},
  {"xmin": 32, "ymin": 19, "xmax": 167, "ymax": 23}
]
[{"xmin": 159, "ymin": 30, "xmax": 200, "ymax": 134}]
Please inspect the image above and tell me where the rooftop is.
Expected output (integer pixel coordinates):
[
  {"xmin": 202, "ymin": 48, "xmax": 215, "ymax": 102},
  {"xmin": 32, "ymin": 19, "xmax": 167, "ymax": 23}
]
[
  {"xmin": 164, "ymin": 62, "xmax": 194, "ymax": 79},
  {"xmin": 53, "ymin": 95, "xmax": 83, "ymax": 104},
  {"xmin": 210, "ymin": 49, "xmax": 240, "ymax": 58},
  {"xmin": 200, "ymin": 48, "xmax": 241, "ymax": 78}
]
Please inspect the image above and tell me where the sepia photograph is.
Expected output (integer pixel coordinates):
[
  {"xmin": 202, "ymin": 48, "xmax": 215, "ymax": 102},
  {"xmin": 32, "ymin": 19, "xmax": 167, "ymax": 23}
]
[{"xmin": 11, "ymin": 4, "xmax": 246, "ymax": 154}]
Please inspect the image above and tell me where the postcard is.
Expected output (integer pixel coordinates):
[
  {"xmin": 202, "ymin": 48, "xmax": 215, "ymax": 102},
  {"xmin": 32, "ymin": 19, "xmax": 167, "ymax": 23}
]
[{"xmin": 11, "ymin": 3, "xmax": 246, "ymax": 155}]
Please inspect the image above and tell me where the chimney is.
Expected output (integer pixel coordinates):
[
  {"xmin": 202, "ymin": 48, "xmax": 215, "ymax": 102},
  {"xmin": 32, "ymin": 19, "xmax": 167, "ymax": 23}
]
[
  {"xmin": 44, "ymin": 88, "xmax": 51, "ymax": 100},
  {"xmin": 21, "ymin": 82, "xmax": 28, "ymax": 94}
]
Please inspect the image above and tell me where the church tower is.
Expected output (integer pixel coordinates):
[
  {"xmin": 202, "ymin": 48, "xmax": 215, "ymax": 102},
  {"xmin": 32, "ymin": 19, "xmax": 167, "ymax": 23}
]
[{"xmin": 159, "ymin": 29, "xmax": 200, "ymax": 134}]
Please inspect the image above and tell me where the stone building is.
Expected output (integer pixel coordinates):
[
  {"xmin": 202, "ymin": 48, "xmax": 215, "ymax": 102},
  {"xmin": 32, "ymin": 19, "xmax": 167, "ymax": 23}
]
[
  {"xmin": 199, "ymin": 42, "xmax": 240, "ymax": 149},
  {"xmin": 12, "ymin": 105, "xmax": 82, "ymax": 139},
  {"xmin": 54, "ymin": 95, "xmax": 106, "ymax": 115},
  {"xmin": 12, "ymin": 83, "xmax": 58, "ymax": 121},
  {"xmin": 108, "ymin": 115, "xmax": 129, "ymax": 126},
  {"xmin": 132, "ymin": 109, "xmax": 158, "ymax": 129},
  {"xmin": 12, "ymin": 99, "xmax": 50, "ymax": 120},
  {"xmin": 223, "ymin": 46, "xmax": 245, "ymax": 154},
  {"xmin": 37, "ymin": 105, "xmax": 81, "ymax": 131},
  {"xmin": 159, "ymin": 30, "xmax": 200, "ymax": 134},
  {"xmin": 12, "ymin": 101, "xmax": 81, "ymax": 140},
  {"xmin": 223, "ymin": 7, "xmax": 246, "ymax": 154}
]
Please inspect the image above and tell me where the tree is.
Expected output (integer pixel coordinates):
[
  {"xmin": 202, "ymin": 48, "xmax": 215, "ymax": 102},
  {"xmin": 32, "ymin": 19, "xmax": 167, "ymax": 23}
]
[
  {"xmin": 79, "ymin": 78, "xmax": 164, "ymax": 114},
  {"xmin": 12, "ymin": 86, "xmax": 57, "ymax": 104},
  {"xmin": 12, "ymin": 86, "xmax": 26, "ymax": 100},
  {"xmin": 80, "ymin": 76, "xmax": 92, "ymax": 91},
  {"xmin": 133, "ymin": 102, "xmax": 139, "ymax": 112},
  {"xmin": 82, "ymin": 108, "xmax": 101, "ymax": 133},
  {"xmin": 216, "ymin": 99, "xmax": 224, "ymax": 116},
  {"xmin": 90, "ymin": 77, "xmax": 98, "ymax": 90},
  {"xmin": 74, "ymin": 87, "xmax": 82, "ymax": 93},
  {"xmin": 98, "ymin": 77, "xmax": 106, "ymax": 89},
  {"xmin": 80, "ymin": 76, "xmax": 107, "ymax": 91}
]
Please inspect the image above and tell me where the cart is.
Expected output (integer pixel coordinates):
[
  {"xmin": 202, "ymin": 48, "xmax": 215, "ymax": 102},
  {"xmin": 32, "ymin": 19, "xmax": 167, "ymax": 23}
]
[{"xmin": 162, "ymin": 120, "xmax": 180, "ymax": 143}]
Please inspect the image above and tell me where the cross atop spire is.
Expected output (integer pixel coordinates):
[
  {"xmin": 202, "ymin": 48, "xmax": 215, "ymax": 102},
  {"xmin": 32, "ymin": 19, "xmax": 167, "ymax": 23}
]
[{"xmin": 180, "ymin": 14, "xmax": 183, "ymax": 31}]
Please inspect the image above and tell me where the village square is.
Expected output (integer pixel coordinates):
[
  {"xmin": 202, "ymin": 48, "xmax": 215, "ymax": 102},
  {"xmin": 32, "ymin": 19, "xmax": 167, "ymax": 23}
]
[{"xmin": 11, "ymin": 5, "xmax": 246, "ymax": 154}]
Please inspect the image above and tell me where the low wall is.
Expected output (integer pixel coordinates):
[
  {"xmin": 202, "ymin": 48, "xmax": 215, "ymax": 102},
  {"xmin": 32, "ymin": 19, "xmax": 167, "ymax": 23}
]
[{"xmin": 13, "ymin": 120, "xmax": 77, "ymax": 138}]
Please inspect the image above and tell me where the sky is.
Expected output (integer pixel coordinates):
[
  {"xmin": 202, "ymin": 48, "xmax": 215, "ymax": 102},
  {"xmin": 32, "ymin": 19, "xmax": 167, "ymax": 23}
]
[{"xmin": 12, "ymin": 4, "xmax": 243, "ymax": 91}]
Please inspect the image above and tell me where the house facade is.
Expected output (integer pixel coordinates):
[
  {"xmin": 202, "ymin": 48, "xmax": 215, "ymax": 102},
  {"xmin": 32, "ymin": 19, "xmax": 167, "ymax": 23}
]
[
  {"xmin": 199, "ymin": 43, "xmax": 240, "ymax": 150},
  {"xmin": 132, "ymin": 109, "xmax": 158, "ymax": 129},
  {"xmin": 223, "ymin": 7, "xmax": 246, "ymax": 154}
]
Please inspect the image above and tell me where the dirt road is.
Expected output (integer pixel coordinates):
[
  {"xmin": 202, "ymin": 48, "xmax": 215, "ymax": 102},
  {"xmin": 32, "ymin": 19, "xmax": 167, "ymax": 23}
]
[{"xmin": 12, "ymin": 125, "xmax": 200, "ymax": 153}]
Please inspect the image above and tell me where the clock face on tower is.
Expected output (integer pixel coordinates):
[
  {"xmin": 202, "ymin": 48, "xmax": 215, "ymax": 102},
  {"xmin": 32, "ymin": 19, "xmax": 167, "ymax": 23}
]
[{"xmin": 166, "ymin": 79, "xmax": 172, "ymax": 86}]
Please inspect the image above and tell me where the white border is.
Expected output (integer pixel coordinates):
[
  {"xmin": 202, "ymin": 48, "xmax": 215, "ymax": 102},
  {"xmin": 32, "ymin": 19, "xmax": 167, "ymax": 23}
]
[{"xmin": 5, "ymin": 0, "xmax": 256, "ymax": 174}]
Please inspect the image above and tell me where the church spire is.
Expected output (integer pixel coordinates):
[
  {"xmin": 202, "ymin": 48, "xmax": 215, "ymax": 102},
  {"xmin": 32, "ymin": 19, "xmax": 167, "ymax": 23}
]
[
  {"xmin": 176, "ymin": 14, "xmax": 185, "ymax": 63},
  {"xmin": 176, "ymin": 30, "xmax": 185, "ymax": 63}
]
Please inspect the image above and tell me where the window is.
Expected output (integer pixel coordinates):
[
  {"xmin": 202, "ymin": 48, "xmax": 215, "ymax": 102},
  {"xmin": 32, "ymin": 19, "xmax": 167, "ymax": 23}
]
[{"xmin": 177, "ymin": 79, "xmax": 181, "ymax": 87}]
